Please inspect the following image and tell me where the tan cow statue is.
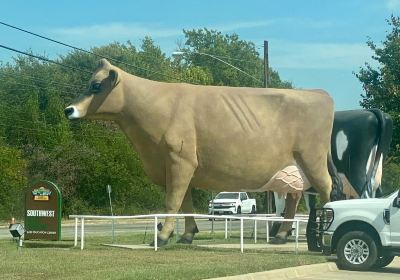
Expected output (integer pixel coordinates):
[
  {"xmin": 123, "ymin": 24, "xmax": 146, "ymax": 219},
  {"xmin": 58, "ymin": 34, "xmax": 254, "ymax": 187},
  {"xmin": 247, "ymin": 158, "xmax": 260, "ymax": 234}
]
[{"xmin": 65, "ymin": 59, "xmax": 344, "ymax": 246}]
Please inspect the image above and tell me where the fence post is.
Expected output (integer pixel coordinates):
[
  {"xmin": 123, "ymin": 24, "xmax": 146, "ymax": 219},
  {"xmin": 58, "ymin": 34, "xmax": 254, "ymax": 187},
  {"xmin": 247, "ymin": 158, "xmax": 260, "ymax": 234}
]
[
  {"xmin": 295, "ymin": 220, "xmax": 299, "ymax": 254},
  {"xmin": 240, "ymin": 218, "xmax": 244, "ymax": 253},
  {"xmin": 225, "ymin": 218, "xmax": 228, "ymax": 239},
  {"xmin": 176, "ymin": 217, "xmax": 179, "ymax": 241},
  {"xmin": 74, "ymin": 217, "xmax": 78, "ymax": 247},
  {"xmin": 254, "ymin": 220, "xmax": 257, "ymax": 243},
  {"xmin": 80, "ymin": 217, "xmax": 85, "ymax": 250},
  {"xmin": 154, "ymin": 216, "xmax": 158, "ymax": 251}
]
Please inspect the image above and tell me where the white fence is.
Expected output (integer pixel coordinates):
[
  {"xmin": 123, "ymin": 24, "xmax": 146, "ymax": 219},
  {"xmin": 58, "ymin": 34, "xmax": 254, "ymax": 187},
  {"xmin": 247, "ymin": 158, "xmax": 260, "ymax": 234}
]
[{"xmin": 69, "ymin": 214, "xmax": 308, "ymax": 253}]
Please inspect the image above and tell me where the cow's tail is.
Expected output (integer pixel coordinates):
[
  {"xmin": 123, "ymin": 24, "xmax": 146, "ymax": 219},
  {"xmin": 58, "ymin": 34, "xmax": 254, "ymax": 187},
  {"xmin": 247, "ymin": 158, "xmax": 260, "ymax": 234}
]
[
  {"xmin": 364, "ymin": 109, "xmax": 393, "ymax": 197},
  {"xmin": 328, "ymin": 151, "xmax": 345, "ymax": 201}
]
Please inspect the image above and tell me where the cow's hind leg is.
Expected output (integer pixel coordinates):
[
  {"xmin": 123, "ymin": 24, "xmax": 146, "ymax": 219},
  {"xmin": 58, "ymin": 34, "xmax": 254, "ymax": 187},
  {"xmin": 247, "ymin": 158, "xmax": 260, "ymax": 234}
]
[
  {"xmin": 296, "ymin": 152, "xmax": 332, "ymax": 251},
  {"xmin": 270, "ymin": 192, "xmax": 286, "ymax": 237},
  {"xmin": 270, "ymin": 193, "xmax": 301, "ymax": 244},
  {"xmin": 176, "ymin": 188, "xmax": 199, "ymax": 244}
]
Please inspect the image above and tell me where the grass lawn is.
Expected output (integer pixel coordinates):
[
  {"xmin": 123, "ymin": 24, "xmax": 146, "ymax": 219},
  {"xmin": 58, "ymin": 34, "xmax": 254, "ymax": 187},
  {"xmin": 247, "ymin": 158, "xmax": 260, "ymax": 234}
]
[{"xmin": 0, "ymin": 233, "xmax": 327, "ymax": 280}]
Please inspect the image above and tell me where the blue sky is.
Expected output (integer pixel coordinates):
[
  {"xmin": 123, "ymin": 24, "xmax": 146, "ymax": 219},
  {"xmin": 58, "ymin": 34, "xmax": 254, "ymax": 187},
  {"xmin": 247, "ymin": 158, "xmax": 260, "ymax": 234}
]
[{"xmin": 1, "ymin": 0, "xmax": 399, "ymax": 110}]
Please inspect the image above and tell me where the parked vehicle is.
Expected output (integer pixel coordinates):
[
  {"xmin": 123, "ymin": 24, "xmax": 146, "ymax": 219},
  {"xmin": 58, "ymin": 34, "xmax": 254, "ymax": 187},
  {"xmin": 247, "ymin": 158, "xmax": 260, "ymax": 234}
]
[
  {"xmin": 316, "ymin": 189, "xmax": 400, "ymax": 270},
  {"xmin": 208, "ymin": 192, "xmax": 256, "ymax": 215}
]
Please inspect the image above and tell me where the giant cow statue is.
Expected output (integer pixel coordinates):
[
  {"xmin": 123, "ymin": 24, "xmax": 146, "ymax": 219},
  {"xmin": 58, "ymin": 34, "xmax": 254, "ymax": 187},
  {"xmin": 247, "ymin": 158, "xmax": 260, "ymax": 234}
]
[{"xmin": 64, "ymin": 59, "xmax": 344, "ymax": 246}]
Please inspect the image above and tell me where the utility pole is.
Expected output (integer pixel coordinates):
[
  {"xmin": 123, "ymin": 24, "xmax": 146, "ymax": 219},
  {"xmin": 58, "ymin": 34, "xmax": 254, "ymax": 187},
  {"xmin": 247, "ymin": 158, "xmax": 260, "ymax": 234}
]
[
  {"xmin": 263, "ymin": 40, "xmax": 269, "ymax": 88},
  {"xmin": 264, "ymin": 40, "xmax": 273, "ymax": 214}
]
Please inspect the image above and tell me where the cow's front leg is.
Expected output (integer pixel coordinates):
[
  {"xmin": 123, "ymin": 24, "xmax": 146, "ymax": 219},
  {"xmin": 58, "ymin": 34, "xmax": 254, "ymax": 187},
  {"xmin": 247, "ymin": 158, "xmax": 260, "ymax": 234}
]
[
  {"xmin": 270, "ymin": 193, "xmax": 301, "ymax": 244},
  {"xmin": 155, "ymin": 143, "xmax": 197, "ymax": 247},
  {"xmin": 176, "ymin": 188, "xmax": 199, "ymax": 244}
]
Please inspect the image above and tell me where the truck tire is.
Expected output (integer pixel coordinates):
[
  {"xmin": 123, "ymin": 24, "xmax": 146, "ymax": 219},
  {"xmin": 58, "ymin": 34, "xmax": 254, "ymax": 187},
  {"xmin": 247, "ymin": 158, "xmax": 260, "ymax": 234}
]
[
  {"xmin": 336, "ymin": 231, "xmax": 378, "ymax": 271},
  {"xmin": 373, "ymin": 256, "xmax": 394, "ymax": 268}
]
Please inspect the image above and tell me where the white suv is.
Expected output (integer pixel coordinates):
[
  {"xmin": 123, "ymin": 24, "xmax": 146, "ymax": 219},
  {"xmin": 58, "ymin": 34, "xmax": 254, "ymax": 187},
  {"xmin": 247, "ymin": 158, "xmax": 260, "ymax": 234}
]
[{"xmin": 317, "ymin": 189, "xmax": 400, "ymax": 270}]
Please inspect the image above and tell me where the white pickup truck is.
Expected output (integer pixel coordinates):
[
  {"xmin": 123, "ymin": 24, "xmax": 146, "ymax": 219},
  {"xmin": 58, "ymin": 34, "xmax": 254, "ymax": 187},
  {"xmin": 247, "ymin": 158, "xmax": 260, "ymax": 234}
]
[
  {"xmin": 317, "ymin": 189, "xmax": 400, "ymax": 270},
  {"xmin": 208, "ymin": 192, "xmax": 256, "ymax": 215}
]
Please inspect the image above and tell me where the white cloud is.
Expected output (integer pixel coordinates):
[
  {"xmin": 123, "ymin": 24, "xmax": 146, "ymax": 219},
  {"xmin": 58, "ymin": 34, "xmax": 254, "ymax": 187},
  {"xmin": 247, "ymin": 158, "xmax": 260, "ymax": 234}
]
[
  {"xmin": 50, "ymin": 20, "xmax": 275, "ymax": 41},
  {"xmin": 211, "ymin": 18, "xmax": 333, "ymax": 33},
  {"xmin": 386, "ymin": 0, "xmax": 400, "ymax": 11},
  {"xmin": 51, "ymin": 22, "xmax": 183, "ymax": 41},
  {"xmin": 49, "ymin": 20, "xmax": 371, "ymax": 71},
  {"xmin": 270, "ymin": 41, "xmax": 375, "ymax": 70},
  {"xmin": 211, "ymin": 20, "xmax": 274, "ymax": 32},
  {"xmin": 49, "ymin": 16, "xmax": 330, "ymax": 42}
]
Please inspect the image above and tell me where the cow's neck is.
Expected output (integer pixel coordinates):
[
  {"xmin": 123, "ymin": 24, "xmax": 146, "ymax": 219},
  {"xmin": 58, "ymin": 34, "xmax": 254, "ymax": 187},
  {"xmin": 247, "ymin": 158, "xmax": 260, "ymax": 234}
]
[{"xmin": 117, "ymin": 72, "xmax": 175, "ymax": 147}]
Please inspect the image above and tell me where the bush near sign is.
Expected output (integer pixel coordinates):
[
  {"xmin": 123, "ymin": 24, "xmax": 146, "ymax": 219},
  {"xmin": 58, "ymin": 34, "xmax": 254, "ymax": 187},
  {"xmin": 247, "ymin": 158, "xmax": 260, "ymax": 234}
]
[{"xmin": 24, "ymin": 180, "xmax": 62, "ymax": 241}]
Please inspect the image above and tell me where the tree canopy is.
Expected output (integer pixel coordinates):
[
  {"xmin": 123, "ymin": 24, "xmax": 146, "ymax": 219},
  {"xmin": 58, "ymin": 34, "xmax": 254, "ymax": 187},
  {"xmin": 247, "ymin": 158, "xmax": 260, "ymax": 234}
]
[{"xmin": 357, "ymin": 16, "xmax": 400, "ymax": 193}]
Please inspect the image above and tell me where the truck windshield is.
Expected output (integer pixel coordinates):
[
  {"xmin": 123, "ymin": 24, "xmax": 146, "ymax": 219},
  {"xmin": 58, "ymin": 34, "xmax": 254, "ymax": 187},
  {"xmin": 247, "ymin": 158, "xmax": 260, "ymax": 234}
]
[{"xmin": 215, "ymin": 193, "xmax": 239, "ymax": 199}]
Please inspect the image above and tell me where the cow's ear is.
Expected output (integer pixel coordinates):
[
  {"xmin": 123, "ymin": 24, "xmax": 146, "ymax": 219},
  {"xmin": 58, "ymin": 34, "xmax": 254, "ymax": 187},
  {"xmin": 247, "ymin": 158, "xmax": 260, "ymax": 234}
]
[{"xmin": 109, "ymin": 69, "xmax": 119, "ymax": 88}]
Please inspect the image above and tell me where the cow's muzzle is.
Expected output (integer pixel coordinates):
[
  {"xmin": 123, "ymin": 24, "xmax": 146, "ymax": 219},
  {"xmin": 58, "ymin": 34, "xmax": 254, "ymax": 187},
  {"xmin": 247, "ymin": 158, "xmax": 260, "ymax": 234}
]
[
  {"xmin": 64, "ymin": 107, "xmax": 74, "ymax": 118},
  {"xmin": 64, "ymin": 106, "xmax": 82, "ymax": 119}
]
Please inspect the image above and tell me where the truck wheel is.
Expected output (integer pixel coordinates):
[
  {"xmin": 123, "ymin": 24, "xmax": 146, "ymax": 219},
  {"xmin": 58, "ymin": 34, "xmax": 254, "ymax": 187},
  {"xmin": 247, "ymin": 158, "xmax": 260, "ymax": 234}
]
[
  {"xmin": 251, "ymin": 205, "xmax": 256, "ymax": 214},
  {"xmin": 373, "ymin": 256, "xmax": 394, "ymax": 268},
  {"xmin": 336, "ymin": 231, "xmax": 378, "ymax": 271},
  {"xmin": 237, "ymin": 206, "xmax": 241, "ymax": 214}
]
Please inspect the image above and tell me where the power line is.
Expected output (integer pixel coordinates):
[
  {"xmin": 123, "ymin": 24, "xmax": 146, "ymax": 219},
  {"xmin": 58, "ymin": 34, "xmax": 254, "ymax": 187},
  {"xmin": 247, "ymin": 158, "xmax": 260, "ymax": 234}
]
[
  {"xmin": 0, "ymin": 80, "xmax": 83, "ymax": 96},
  {"xmin": 0, "ymin": 85, "xmax": 82, "ymax": 100},
  {"xmin": 0, "ymin": 120, "xmax": 125, "ymax": 140},
  {"xmin": 0, "ymin": 21, "xmax": 262, "ymax": 86},
  {"xmin": 0, "ymin": 107, "xmax": 123, "ymax": 136},
  {"xmin": 194, "ymin": 52, "xmax": 261, "ymax": 64},
  {"xmin": 0, "ymin": 71, "xmax": 87, "ymax": 91},
  {"xmin": 0, "ymin": 21, "xmax": 196, "ymax": 83},
  {"xmin": 0, "ymin": 44, "xmax": 93, "ymax": 74}
]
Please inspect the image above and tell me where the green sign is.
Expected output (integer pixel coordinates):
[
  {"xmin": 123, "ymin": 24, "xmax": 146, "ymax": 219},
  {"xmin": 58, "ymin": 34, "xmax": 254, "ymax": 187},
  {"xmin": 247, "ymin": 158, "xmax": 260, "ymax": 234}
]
[{"xmin": 24, "ymin": 180, "xmax": 62, "ymax": 241}]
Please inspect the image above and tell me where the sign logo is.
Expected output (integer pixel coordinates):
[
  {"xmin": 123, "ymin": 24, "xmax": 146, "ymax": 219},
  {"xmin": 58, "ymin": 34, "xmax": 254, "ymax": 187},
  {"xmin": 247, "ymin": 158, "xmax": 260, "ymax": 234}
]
[{"xmin": 32, "ymin": 187, "xmax": 52, "ymax": 201}]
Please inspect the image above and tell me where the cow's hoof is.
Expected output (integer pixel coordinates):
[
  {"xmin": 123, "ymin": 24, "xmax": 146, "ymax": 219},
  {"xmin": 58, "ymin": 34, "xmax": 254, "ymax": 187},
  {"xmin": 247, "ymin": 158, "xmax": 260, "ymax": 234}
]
[
  {"xmin": 176, "ymin": 236, "xmax": 193, "ymax": 244},
  {"xmin": 269, "ymin": 235, "xmax": 287, "ymax": 244},
  {"xmin": 149, "ymin": 237, "xmax": 169, "ymax": 247}
]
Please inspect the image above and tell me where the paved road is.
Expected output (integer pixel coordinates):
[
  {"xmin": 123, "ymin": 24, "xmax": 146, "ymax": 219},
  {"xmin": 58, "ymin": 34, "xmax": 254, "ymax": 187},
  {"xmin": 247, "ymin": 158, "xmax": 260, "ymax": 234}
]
[{"xmin": 297, "ymin": 258, "xmax": 400, "ymax": 280}]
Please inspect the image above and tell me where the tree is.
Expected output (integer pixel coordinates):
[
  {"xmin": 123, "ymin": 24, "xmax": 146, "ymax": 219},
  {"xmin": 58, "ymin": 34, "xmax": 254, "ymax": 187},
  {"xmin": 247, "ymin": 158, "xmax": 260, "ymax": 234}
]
[
  {"xmin": 357, "ymin": 16, "xmax": 400, "ymax": 161},
  {"xmin": 0, "ymin": 145, "xmax": 27, "ymax": 220},
  {"xmin": 176, "ymin": 28, "xmax": 292, "ymax": 89}
]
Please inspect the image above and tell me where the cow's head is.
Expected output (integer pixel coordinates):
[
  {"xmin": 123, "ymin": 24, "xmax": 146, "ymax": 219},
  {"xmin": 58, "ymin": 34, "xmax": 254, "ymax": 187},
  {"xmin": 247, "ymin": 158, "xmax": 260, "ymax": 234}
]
[{"xmin": 64, "ymin": 59, "xmax": 122, "ymax": 121}]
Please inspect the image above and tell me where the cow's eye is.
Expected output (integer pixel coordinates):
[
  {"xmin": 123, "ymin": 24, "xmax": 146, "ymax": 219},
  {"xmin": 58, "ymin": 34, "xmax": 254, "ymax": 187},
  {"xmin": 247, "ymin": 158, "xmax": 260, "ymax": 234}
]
[{"xmin": 91, "ymin": 82, "xmax": 101, "ymax": 93}]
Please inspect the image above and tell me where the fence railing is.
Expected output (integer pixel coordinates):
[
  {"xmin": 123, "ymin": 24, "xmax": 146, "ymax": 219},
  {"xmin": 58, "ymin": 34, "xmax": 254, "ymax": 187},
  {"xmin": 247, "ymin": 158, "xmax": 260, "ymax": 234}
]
[{"xmin": 69, "ymin": 214, "xmax": 308, "ymax": 253}]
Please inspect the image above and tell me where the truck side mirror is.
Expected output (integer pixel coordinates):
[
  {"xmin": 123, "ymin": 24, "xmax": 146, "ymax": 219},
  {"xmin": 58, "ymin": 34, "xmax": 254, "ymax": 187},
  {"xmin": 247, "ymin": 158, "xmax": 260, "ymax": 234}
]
[{"xmin": 394, "ymin": 190, "xmax": 400, "ymax": 208}]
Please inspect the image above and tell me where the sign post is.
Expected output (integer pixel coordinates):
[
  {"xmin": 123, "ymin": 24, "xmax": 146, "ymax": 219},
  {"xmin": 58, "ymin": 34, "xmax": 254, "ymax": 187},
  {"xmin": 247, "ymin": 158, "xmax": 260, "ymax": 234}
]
[
  {"xmin": 24, "ymin": 180, "xmax": 62, "ymax": 241},
  {"xmin": 107, "ymin": 184, "xmax": 115, "ymax": 243}
]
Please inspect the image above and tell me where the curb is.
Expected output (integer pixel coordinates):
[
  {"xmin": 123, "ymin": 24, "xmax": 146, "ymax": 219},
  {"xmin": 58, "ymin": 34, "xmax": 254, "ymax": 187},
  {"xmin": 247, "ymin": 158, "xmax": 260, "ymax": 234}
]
[{"xmin": 204, "ymin": 261, "xmax": 339, "ymax": 280}]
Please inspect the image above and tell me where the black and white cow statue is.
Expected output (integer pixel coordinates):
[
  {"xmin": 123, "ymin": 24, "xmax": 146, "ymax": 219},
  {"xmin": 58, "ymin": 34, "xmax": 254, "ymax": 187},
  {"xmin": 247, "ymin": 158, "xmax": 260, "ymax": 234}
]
[
  {"xmin": 272, "ymin": 109, "xmax": 393, "ymax": 249},
  {"xmin": 330, "ymin": 109, "xmax": 392, "ymax": 198}
]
